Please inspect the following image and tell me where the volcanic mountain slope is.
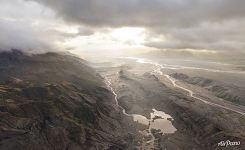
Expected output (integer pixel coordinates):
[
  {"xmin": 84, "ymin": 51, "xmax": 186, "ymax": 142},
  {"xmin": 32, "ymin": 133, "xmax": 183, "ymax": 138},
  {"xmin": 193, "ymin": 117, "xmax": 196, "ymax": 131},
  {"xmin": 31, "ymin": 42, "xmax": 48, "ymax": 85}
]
[{"xmin": 0, "ymin": 50, "xmax": 140, "ymax": 150}]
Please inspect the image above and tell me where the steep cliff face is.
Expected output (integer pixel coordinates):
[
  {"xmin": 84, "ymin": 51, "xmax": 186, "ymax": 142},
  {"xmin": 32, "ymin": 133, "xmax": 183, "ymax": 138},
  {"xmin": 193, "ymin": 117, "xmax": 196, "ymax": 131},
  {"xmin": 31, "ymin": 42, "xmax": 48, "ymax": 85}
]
[{"xmin": 0, "ymin": 50, "xmax": 137, "ymax": 150}]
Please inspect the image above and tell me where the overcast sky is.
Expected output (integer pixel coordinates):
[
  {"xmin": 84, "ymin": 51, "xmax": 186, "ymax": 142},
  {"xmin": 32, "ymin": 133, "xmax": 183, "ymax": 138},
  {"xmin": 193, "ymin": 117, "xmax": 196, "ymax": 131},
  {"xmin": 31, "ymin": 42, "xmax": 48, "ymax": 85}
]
[{"xmin": 0, "ymin": 0, "xmax": 245, "ymax": 56}]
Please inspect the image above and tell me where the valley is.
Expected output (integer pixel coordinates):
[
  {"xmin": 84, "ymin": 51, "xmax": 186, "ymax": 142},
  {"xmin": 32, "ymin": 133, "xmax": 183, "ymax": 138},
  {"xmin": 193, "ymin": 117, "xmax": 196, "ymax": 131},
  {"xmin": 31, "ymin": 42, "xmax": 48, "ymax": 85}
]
[
  {"xmin": 94, "ymin": 56, "xmax": 245, "ymax": 150},
  {"xmin": 0, "ymin": 51, "xmax": 244, "ymax": 150}
]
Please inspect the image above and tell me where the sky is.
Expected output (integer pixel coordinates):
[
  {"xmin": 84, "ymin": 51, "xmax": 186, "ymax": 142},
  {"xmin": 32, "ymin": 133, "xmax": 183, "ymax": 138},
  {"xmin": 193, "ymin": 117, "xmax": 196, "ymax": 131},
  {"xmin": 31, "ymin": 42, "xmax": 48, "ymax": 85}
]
[{"xmin": 0, "ymin": 0, "xmax": 245, "ymax": 57}]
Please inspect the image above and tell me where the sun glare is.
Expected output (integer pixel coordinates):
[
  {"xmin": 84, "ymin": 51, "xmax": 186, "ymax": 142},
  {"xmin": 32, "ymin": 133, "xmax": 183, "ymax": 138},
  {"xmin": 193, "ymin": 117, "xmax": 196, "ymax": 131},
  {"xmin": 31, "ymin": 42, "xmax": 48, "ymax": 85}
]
[
  {"xmin": 110, "ymin": 27, "xmax": 146, "ymax": 46},
  {"xmin": 61, "ymin": 27, "xmax": 147, "ymax": 55}
]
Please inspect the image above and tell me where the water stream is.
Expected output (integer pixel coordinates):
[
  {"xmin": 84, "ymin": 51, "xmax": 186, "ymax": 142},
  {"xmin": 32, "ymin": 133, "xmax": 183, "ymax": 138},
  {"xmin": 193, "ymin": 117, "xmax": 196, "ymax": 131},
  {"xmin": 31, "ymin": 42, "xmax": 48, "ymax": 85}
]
[
  {"xmin": 105, "ymin": 75, "xmax": 176, "ymax": 149},
  {"xmin": 104, "ymin": 57, "xmax": 245, "ymax": 149},
  {"xmin": 127, "ymin": 57, "xmax": 245, "ymax": 117}
]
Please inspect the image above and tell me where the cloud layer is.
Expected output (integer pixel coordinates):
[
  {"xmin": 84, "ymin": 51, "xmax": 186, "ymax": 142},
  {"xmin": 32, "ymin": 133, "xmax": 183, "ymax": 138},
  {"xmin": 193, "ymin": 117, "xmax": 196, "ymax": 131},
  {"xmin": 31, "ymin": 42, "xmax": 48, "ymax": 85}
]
[
  {"xmin": 29, "ymin": 0, "xmax": 245, "ymax": 53},
  {"xmin": 31, "ymin": 0, "xmax": 245, "ymax": 27},
  {"xmin": 1, "ymin": 0, "xmax": 245, "ymax": 54},
  {"xmin": 0, "ymin": 0, "xmax": 57, "ymax": 53}
]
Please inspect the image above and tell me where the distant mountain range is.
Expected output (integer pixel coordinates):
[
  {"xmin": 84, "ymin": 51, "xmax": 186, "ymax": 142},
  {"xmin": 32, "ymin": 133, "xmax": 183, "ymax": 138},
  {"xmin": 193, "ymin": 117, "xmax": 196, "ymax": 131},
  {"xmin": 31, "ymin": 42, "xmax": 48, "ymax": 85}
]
[
  {"xmin": 139, "ymin": 49, "xmax": 245, "ymax": 65},
  {"xmin": 171, "ymin": 73, "xmax": 245, "ymax": 106}
]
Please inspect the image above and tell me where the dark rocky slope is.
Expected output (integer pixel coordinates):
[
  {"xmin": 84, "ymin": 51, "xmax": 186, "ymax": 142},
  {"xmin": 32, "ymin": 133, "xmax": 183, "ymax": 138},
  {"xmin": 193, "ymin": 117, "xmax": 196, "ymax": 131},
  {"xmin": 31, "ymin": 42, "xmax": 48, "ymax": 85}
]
[
  {"xmin": 171, "ymin": 73, "xmax": 245, "ymax": 106},
  {"xmin": 0, "ymin": 50, "xmax": 139, "ymax": 150}
]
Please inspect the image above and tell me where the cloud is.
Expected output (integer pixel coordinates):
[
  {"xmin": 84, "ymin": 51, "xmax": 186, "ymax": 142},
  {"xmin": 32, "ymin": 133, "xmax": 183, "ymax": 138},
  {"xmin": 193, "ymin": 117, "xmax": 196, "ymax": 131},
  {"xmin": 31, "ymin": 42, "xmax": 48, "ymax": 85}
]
[
  {"xmin": 28, "ymin": 0, "xmax": 245, "ymax": 52},
  {"xmin": 0, "ymin": 0, "xmax": 57, "ymax": 53},
  {"xmin": 145, "ymin": 20, "xmax": 245, "ymax": 52},
  {"xmin": 0, "ymin": 19, "xmax": 55, "ymax": 53},
  {"xmin": 77, "ymin": 27, "xmax": 94, "ymax": 36},
  {"xmin": 0, "ymin": 0, "xmax": 95, "ymax": 53},
  {"xmin": 1, "ymin": 0, "xmax": 245, "ymax": 54},
  {"xmin": 30, "ymin": 0, "xmax": 245, "ymax": 28},
  {"xmin": 47, "ymin": 26, "xmax": 94, "ymax": 39}
]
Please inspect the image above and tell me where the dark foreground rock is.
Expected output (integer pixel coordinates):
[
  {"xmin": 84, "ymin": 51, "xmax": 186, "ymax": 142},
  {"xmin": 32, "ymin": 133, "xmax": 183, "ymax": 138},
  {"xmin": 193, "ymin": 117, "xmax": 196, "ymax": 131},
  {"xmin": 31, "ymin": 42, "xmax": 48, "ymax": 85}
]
[{"xmin": 0, "ymin": 50, "xmax": 140, "ymax": 150}]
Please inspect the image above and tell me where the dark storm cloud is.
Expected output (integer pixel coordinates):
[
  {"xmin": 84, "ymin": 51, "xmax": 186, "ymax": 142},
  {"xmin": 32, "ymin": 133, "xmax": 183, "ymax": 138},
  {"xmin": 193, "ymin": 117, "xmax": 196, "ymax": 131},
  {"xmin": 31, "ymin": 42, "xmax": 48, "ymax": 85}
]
[
  {"xmin": 30, "ymin": 0, "xmax": 245, "ymax": 27},
  {"xmin": 30, "ymin": 0, "xmax": 245, "ymax": 52},
  {"xmin": 1, "ymin": 0, "xmax": 245, "ymax": 53},
  {"xmin": 145, "ymin": 20, "xmax": 245, "ymax": 52}
]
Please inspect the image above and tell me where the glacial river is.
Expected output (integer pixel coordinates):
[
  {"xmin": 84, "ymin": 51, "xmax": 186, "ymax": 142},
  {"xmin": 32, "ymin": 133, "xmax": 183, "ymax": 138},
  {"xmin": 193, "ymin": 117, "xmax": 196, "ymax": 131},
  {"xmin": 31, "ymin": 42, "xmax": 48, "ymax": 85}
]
[
  {"xmin": 105, "ymin": 76, "xmax": 176, "ymax": 150},
  {"xmin": 125, "ymin": 57, "xmax": 245, "ymax": 117},
  {"xmin": 104, "ymin": 57, "xmax": 245, "ymax": 149}
]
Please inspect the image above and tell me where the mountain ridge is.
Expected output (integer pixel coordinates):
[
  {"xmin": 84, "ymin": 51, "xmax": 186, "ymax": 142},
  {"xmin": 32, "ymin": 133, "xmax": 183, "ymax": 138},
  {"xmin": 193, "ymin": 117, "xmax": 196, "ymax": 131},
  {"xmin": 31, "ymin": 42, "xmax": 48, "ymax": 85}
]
[{"xmin": 0, "ymin": 50, "xmax": 139, "ymax": 150}]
